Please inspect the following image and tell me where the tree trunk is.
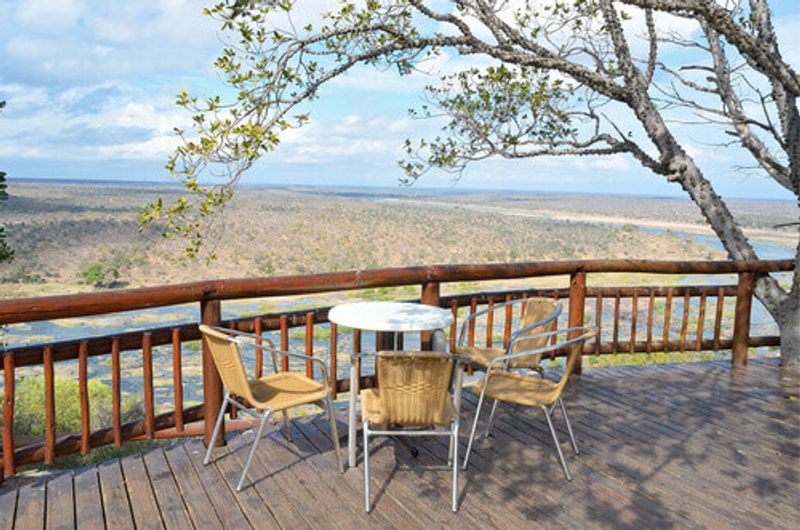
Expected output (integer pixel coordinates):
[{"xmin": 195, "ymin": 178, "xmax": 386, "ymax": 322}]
[
  {"xmin": 618, "ymin": 69, "xmax": 798, "ymax": 372},
  {"xmin": 778, "ymin": 289, "xmax": 800, "ymax": 372}
]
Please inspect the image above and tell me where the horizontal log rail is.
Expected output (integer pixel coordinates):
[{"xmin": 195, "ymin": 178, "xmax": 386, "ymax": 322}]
[
  {"xmin": 1, "ymin": 284, "xmax": 741, "ymax": 368},
  {"xmin": 0, "ymin": 259, "xmax": 791, "ymax": 325},
  {"xmin": 0, "ymin": 259, "xmax": 791, "ymax": 484}
]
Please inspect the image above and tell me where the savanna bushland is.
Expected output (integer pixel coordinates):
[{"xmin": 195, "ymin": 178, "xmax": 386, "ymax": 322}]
[{"xmin": 6, "ymin": 180, "xmax": 792, "ymax": 297}]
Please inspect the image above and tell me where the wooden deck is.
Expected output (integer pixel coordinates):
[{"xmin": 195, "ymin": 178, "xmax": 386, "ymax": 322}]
[{"xmin": 2, "ymin": 358, "xmax": 798, "ymax": 529}]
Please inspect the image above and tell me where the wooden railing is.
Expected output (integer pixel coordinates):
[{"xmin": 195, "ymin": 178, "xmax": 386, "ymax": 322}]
[{"xmin": 0, "ymin": 259, "xmax": 792, "ymax": 484}]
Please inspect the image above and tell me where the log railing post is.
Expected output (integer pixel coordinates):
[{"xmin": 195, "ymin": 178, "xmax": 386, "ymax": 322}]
[
  {"xmin": 43, "ymin": 345, "xmax": 56, "ymax": 465},
  {"xmin": 201, "ymin": 298, "xmax": 224, "ymax": 447},
  {"xmin": 420, "ymin": 281, "xmax": 441, "ymax": 351},
  {"xmin": 2, "ymin": 350, "xmax": 15, "ymax": 480},
  {"xmin": 568, "ymin": 271, "xmax": 587, "ymax": 374},
  {"xmin": 732, "ymin": 272, "xmax": 755, "ymax": 367}
]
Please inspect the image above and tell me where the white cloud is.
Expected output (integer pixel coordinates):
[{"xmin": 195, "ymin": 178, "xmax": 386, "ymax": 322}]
[
  {"xmin": 0, "ymin": 78, "xmax": 189, "ymax": 161},
  {"xmin": 589, "ymin": 154, "xmax": 631, "ymax": 171},
  {"xmin": 3, "ymin": 0, "xmax": 218, "ymax": 84},
  {"xmin": 16, "ymin": 0, "xmax": 85, "ymax": 33},
  {"xmin": 279, "ymin": 115, "xmax": 412, "ymax": 164},
  {"xmin": 95, "ymin": 134, "xmax": 181, "ymax": 159}
]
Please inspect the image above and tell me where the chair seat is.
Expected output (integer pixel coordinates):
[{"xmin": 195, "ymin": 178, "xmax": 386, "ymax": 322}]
[
  {"xmin": 455, "ymin": 346, "xmax": 543, "ymax": 370},
  {"xmin": 248, "ymin": 372, "xmax": 328, "ymax": 412},
  {"xmin": 470, "ymin": 371, "xmax": 560, "ymax": 408},
  {"xmin": 361, "ymin": 388, "xmax": 457, "ymax": 426}
]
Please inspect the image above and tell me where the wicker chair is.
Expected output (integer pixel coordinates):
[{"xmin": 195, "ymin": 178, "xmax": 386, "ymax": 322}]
[
  {"xmin": 360, "ymin": 352, "xmax": 466, "ymax": 513},
  {"xmin": 462, "ymin": 327, "xmax": 596, "ymax": 482},
  {"xmin": 455, "ymin": 298, "xmax": 562, "ymax": 372},
  {"xmin": 199, "ymin": 325, "xmax": 343, "ymax": 491},
  {"xmin": 455, "ymin": 298, "xmax": 562, "ymax": 439}
]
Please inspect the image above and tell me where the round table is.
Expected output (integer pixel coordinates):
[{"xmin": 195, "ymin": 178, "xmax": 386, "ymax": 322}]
[
  {"xmin": 328, "ymin": 301, "xmax": 454, "ymax": 332},
  {"xmin": 328, "ymin": 301, "xmax": 455, "ymax": 467}
]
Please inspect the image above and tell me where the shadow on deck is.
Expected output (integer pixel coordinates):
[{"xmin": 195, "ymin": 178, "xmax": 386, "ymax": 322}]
[{"xmin": 2, "ymin": 358, "xmax": 798, "ymax": 529}]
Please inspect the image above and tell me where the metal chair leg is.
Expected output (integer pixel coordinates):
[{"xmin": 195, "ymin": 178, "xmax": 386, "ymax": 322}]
[
  {"xmin": 483, "ymin": 399, "xmax": 499, "ymax": 440},
  {"xmin": 203, "ymin": 392, "xmax": 229, "ymax": 465},
  {"xmin": 558, "ymin": 397, "xmax": 579, "ymax": 455},
  {"xmin": 448, "ymin": 434, "xmax": 455, "ymax": 468},
  {"xmin": 462, "ymin": 390, "xmax": 487, "ymax": 470},
  {"xmin": 282, "ymin": 411, "xmax": 293, "ymax": 442},
  {"xmin": 452, "ymin": 419, "xmax": 460, "ymax": 513},
  {"xmin": 348, "ymin": 355, "xmax": 360, "ymax": 468},
  {"xmin": 325, "ymin": 396, "xmax": 345, "ymax": 473},
  {"xmin": 236, "ymin": 409, "xmax": 272, "ymax": 492},
  {"xmin": 363, "ymin": 420, "xmax": 371, "ymax": 512},
  {"xmin": 542, "ymin": 406, "xmax": 572, "ymax": 482}
]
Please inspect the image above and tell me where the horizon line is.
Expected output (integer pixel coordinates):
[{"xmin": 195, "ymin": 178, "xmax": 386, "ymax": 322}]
[{"xmin": 8, "ymin": 176, "xmax": 796, "ymax": 203}]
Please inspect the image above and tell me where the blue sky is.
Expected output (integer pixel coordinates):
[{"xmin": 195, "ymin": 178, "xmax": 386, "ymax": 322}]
[{"xmin": 0, "ymin": 0, "xmax": 798, "ymax": 199}]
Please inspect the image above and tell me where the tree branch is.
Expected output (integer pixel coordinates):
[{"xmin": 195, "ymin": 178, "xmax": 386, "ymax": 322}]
[
  {"xmin": 703, "ymin": 21, "xmax": 793, "ymax": 192},
  {"xmin": 620, "ymin": 0, "xmax": 800, "ymax": 97}
]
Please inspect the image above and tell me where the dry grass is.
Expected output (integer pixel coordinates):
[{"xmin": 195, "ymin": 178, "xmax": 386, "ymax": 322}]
[{"xmin": 0, "ymin": 181, "xmax": 741, "ymax": 297}]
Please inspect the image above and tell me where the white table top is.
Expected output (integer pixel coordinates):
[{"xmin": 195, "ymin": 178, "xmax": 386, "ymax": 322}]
[{"xmin": 328, "ymin": 301, "xmax": 453, "ymax": 332}]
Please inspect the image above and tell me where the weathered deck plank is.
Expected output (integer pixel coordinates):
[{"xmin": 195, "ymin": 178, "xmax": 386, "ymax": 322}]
[
  {"xmin": 163, "ymin": 444, "xmax": 223, "ymax": 529},
  {"xmin": 73, "ymin": 465, "xmax": 105, "ymax": 529},
  {"xmin": 183, "ymin": 440, "xmax": 253, "ymax": 530},
  {"xmin": 249, "ymin": 427, "xmax": 363, "ymax": 529},
  {"xmin": 459, "ymin": 392, "xmax": 694, "ymax": 529},
  {"xmin": 142, "ymin": 449, "xmax": 192, "ymax": 530},
  {"xmin": 0, "ymin": 485, "xmax": 17, "ymax": 529},
  {"xmin": 12, "ymin": 480, "xmax": 44, "ymax": 530},
  {"xmin": 3, "ymin": 358, "xmax": 798, "ymax": 530},
  {"xmin": 98, "ymin": 459, "xmax": 135, "ymax": 530},
  {"xmin": 120, "ymin": 453, "xmax": 164, "ymax": 530},
  {"xmin": 45, "ymin": 471, "xmax": 75, "ymax": 530}
]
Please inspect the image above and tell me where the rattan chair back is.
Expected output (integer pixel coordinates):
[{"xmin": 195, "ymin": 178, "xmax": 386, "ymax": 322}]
[
  {"xmin": 508, "ymin": 298, "xmax": 559, "ymax": 366},
  {"xmin": 553, "ymin": 330, "xmax": 596, "ymax": 396},
  {"xmin": 200, "ymin": 325, "xmax": 254, "ymax": 402},
  {"xmin": 375, "ymin": 352, "xmax": 455, "ymax": 425}
]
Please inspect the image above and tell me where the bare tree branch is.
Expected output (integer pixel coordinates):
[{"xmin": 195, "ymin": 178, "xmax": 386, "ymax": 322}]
[
  {"xmin": 621, "ymin": 0, "xmax": 800, "ymax": 96},
  {"xmin": 703, "ymin": 21, "xmax": 793, "ymax": 192}
]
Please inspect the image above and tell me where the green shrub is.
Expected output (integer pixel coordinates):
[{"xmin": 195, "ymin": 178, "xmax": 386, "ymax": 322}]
[
  {"xmin": 79, "ymin": 261, "xmax": 120, "ymax": 287},
  {"xmin": 0, "ymin": 375, "xmax": 143, "ymax": 435},
  {"xmin": 78, "ymin": 248, "xmax": 147, "ymax": 288}
]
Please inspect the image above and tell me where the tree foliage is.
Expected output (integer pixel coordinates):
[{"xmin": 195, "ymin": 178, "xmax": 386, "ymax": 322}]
[{"xmin": 141, "ymin": 1, "xmax": 800, "ymax": 366}]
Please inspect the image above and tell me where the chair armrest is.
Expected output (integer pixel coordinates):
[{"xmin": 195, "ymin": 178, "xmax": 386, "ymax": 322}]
[
  {"xmin": 250, "ymin": 345, "xmax": 334, "ymax": 388},
  {"xmin": 486, "ymin": 327, "xmax": 597, "ymax": 370},
  {"xmin": 207, "ymin": 326, "xmax": 281, "ymax": 372},
  {"xmin": 208, "ymin": 326, "xmax": 333, "ymax": 388},
  {"xmin": 456, "ymin": 297, "xmax": 538, "ymax": 347}
]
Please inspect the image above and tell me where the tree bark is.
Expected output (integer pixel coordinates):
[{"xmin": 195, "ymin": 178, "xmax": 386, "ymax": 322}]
[{"xmin": 778, "ymin": 288, "xmax": 800, "ymax": 371}]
